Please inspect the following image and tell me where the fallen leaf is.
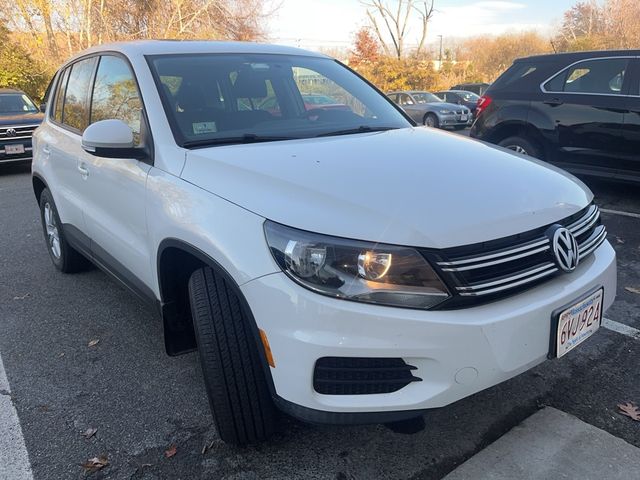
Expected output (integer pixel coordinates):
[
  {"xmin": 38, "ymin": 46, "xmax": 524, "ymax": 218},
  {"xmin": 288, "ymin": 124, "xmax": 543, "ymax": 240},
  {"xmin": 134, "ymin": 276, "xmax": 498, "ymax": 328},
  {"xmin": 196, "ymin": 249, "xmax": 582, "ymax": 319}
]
[
  {"xmin": 625, "ymin": 287, "xmax": 640, "ymax": 295},
  {"xmin": 164, "ymin": 444, "xmax": 177, "ymax": 458},
  {"xmin": 81, "ymin": 427, "xmax": 98, "ymax": 439},
  {"xmin": 88, "ymin": 339, "xmax": 100, "ymax": 347},
  {"xmin": 58, "ymin": 353, "xmax": 65, "ymax": 358},
  {"xmin": 81, "ymin": 455, "xmax": 109, "ymax": 473},
  {"xmin": 13, "ymin": 293, "xmax": 30, "ymax": 300},
  {"xmin": 618, "ymin": 402, "xmax": 640, "ymax": 421},
  {"xmin": 615, "ymin": 236, "xmax": 625, "ymax": 244}
]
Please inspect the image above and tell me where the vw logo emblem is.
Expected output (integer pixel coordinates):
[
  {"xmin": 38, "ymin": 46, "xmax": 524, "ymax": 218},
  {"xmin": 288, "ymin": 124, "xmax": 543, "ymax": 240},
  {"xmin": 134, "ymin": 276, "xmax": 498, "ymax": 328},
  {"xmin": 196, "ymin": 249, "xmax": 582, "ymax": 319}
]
[
  {"xmin": 549, "ymin": 226, "xmax": 579, "ymax": 273},
  {"xmin": 6, "ymin": 128, "xmax": 17, "ymax": 137}
]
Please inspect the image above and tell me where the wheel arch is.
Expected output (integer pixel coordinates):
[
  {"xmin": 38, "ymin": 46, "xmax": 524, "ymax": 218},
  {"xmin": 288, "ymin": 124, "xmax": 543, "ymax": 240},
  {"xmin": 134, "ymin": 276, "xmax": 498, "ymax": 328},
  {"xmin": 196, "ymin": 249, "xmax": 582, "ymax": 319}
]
[
  {"xmin": 485, "ymin": 121, "xmax": 549, "ymax": 159},
  {"xmin": 32, "ymin": 173, "xmax": 48, "ymax": 203},
  {"xmin": 155, "ymin": 239, "xmax": 270, "ymax": 368}
]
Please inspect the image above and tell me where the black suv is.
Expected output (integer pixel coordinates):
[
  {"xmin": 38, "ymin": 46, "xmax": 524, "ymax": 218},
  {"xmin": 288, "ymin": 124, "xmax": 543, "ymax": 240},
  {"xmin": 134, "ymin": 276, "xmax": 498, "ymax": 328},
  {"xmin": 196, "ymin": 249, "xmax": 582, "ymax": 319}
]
[
  {"xmin": 0, "ymin": 88, "xmax": 44, "ymax": 165},
  {"xmin": 471, "ymin": 50, "xmax": 640, "ymax": 183}
]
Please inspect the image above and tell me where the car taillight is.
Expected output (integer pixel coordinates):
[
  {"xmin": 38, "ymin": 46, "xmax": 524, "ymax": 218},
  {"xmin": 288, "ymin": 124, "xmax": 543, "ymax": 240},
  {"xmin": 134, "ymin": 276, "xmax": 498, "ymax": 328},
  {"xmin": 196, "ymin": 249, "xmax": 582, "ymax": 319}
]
[{"xmin": 476, "ymin": 95, "xmax": 492, "ymax": 116}]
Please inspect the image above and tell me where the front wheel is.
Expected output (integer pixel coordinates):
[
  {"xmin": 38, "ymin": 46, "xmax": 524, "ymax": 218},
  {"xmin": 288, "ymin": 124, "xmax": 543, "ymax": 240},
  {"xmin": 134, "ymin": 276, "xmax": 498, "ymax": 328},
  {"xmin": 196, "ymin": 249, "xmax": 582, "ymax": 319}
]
[
  {"xmin": 188, "ymin": 267, "xmax": 278, "ymax": 445},
  {"xmin": 498, "ymin": 136, "xmax": 543, "ymax": 159},
  {"xmin": 423, "ymin": 113, "xmax": 439, "ymax": 128}
]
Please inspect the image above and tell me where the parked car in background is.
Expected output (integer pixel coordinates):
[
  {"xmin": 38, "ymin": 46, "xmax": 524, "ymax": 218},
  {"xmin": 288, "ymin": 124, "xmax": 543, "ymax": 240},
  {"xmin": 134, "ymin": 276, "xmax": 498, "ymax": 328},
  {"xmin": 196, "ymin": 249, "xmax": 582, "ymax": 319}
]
[
  {"xmin": 450, "ymin": 82, "xmax": 491, "ymax": 96},
  {"xmin": 387, "ymin": 91, "xmax": 471, "ymax": 129},
  {"xmin": 0, "ymin": 88, "xmax": 44, "ymax": 165},
  {"xmin": 258, "ymin": 93, "xmax": 350, "ymax": 115},
  {"xmin": 436, "ymin": 90, "xmax": 480, "ymax": 116},
  {"xmin": 33, "ymin": 41, "xmax": 615, "ymax": 446},
  {"xmin": 471, "ymin": 50, "xmax": 640, "ymax": 183}
]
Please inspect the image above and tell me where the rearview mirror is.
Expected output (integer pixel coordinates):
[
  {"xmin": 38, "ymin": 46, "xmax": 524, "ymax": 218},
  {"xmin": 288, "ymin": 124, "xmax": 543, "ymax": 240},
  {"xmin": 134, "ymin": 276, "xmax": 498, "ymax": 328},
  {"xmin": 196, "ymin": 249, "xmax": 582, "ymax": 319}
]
[{"xmin": 82, "ymin": 119, "xmax": 146, "ymax": 159}]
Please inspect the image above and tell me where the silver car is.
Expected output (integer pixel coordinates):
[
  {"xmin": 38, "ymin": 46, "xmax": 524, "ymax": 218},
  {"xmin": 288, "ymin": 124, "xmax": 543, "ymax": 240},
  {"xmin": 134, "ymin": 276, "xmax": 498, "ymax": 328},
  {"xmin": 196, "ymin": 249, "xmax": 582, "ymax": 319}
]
[{"xmin": 388, "ymin": 91, "xmax": 471, "ymax": 130}]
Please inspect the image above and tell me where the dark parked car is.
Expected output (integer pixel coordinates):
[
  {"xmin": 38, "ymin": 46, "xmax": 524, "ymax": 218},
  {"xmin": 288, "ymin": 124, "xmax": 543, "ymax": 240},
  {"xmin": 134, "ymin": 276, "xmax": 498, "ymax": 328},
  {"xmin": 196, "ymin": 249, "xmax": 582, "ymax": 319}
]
[
  {"xmin": 450, "ymin": 82, "xmax": 491, "ymax": 96},
  {"xmin": 471, "ymin": 50, "xmax": 640, "ymax": 183},
  {"xmin": 436, "ymin": 90, "xmax": 480, "ymax": 115},
  {"xmin": 0, "ymin": 88, "xmax": 44, "ymax": 165},
  {"xmin": 387, "ymin": 91, "xmax": 471, "ymax": 129}
]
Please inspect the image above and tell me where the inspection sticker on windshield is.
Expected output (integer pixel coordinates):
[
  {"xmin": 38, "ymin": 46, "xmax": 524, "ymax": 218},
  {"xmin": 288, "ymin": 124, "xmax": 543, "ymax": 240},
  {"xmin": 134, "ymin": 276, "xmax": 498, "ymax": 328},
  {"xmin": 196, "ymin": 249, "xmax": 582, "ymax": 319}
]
[
  {"xmin": 192, "ymin": 122, "xmax": 217, "ymax": 135},
  {"xmin": 554, "ymin": 288, "xmax": 603, "ymax": 358}
]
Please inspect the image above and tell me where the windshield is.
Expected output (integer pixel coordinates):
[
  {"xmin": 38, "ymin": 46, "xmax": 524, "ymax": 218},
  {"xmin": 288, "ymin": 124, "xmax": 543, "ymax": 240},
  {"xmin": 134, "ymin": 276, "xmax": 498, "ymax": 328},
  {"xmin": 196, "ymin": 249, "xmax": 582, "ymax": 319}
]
[
  {"xmin": 459, "ymin": 91, "xmax": 480, "ymax": 102},
  {"xmin": 0, "ymin": 94, "xmax": 38, "ymax": 114},
  {"xmin": 411, "ymin": 92, "xmax": 443, "ymax": 104},
  {"xmin": 148, "ymin": 54, "xmax": 410, "ymax": 146}
]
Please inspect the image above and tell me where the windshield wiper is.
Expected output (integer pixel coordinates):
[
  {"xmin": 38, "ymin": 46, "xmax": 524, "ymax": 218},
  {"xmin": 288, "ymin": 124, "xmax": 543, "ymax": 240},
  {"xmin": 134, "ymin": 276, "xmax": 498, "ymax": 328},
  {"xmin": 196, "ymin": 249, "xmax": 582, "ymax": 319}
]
[
  {"xmin": 315, "ymin": 126, "xmax": 398, "ymax": 138},
  {"xmin": 183, "ymin": 133, "xmax": 297, "ymax": 148}
]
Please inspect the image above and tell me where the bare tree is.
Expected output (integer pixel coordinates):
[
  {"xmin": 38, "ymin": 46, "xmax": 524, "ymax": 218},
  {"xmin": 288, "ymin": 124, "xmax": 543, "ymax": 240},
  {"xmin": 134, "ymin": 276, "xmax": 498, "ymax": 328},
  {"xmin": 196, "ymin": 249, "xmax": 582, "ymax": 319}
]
[{"xmin": 361, "ymin": 0, "xmax": 435, "ymax": 59}]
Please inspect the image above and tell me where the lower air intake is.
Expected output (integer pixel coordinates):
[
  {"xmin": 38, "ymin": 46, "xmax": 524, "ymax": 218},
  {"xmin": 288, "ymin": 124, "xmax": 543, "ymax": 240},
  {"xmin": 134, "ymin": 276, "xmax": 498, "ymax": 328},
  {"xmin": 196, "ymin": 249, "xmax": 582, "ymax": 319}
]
[{"xmin": 313, "ymin": 357, "xmax": 422, "ymax": 395}]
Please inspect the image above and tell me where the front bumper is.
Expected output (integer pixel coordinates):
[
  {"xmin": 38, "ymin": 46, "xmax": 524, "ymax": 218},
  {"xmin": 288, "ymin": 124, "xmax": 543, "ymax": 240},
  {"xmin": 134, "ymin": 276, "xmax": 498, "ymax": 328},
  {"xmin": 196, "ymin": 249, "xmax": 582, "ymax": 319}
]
[
  {"xmin": 0, "ymin": 139, "xmax": 33, "ymax": 163},
  {"xmin": 438, "ymin": 112, "xmax": 472, "ymax": 127},
  {"xmin": 241, "ymin": 241, "xmax": 616, "ymax": 422}
]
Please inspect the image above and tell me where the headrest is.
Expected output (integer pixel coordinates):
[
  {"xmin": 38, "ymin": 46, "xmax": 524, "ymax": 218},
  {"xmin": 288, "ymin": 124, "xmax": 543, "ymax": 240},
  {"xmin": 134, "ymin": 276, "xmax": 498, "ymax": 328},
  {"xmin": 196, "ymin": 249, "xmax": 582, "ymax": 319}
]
[{"xmin": 233, "ymin": 70, "xmax": 268, "ymax": 98}]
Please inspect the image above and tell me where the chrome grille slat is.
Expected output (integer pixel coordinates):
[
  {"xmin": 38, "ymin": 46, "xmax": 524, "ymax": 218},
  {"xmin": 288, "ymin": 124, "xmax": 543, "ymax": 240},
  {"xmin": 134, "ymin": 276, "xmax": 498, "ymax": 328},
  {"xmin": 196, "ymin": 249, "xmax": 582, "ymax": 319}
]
[
  {"xmin": 436, "ymin": 205, "xmax": 607, "ymax": 300},
  {"xmin": 458, "ymin": 267, "xmax": 559, "ymax": 297},
  {"xmin": 457, "ymin": 262, "xmax": 556, "ymax": 292}
]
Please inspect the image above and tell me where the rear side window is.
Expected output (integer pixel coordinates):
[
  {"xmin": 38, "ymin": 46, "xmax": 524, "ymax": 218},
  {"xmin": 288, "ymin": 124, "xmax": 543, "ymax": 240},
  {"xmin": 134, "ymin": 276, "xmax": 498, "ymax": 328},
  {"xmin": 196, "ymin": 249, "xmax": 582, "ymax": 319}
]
[
  {"xmin": 491, "ymin": 62, "xmax": 541, "ymax": 91},
  {"xmin": 91, "ymin": 55, "xmax": 143, "ymax": 144},
  {"xmin": 544, "ymin": 58, "xmax": 629, "ymax": 95},
  {"xmin": 63, "ymin": 57, "xmax": 97, "ymax": 131}
]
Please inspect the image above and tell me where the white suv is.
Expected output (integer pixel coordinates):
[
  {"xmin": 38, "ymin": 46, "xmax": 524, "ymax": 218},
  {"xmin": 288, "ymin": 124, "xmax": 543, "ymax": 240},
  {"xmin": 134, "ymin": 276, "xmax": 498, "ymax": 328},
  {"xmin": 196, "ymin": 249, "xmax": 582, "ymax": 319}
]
[{"xmin": 32, "ymin": 41, "xmax": 616, "ymax": 445}]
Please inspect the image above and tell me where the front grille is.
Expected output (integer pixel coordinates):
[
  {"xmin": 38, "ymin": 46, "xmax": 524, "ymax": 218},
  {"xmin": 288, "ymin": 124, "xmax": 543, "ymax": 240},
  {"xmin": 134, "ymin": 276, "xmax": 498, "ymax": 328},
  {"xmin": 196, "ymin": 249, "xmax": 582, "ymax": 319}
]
[
  {"xmin": 0, "ymin": 124, "xmax": 38, "ymax": 141},
  {"xmin": 313, "ymin": 357, "xmax": 422, "ymax": 395},
  {"xmin": 431, "ymin": 204, "xmax": 606, "ymax": 304}
]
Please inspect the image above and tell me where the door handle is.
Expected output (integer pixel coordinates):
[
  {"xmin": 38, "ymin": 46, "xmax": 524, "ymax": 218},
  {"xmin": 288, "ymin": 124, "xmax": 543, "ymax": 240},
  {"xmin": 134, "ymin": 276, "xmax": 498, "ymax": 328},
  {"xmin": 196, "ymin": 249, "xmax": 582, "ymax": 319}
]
[
  {"xmin": 78, "ymin": 162, "xmax": 89, "ymax": 177},
  {"xmin": 42, "ymin": 145, "xmax": 51, "ymax": 155},
  {"xmin": 544, "ymin": 98, "xmax": 563, "ymax": 106}
]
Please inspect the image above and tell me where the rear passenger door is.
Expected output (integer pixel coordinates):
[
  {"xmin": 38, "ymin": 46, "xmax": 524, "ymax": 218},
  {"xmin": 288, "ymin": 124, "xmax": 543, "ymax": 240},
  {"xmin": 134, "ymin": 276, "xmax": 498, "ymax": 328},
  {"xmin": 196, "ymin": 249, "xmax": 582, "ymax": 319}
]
[
  {"xmin": 40, "ymin": 57, "xmax": 98, "ymax": 246},
  {"xmin": 398, "ymin": 93, "xmax": 421, "ymax": 123},
  {"xmin": 540, "ymin": 57, "xmax": 630, "ymax": 175},
  {"xmin": 620, "ymin": 58, "xmax": 640, "ymax": 179},
  {"xmin": 79, "ymin": 54, "xmax": 154, "ymax": 296}
]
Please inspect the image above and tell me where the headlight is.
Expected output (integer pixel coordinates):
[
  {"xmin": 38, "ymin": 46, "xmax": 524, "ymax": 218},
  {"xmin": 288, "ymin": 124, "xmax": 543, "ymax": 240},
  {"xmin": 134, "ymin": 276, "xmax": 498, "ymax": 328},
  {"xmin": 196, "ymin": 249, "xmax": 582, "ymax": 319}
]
[
  {"xmin": 264, "ymin": 221, "xmax": 450, "ymax": 309},
  {"xmin": 439, "ymin": 109, "xmax": 452, "ymax": 114}
]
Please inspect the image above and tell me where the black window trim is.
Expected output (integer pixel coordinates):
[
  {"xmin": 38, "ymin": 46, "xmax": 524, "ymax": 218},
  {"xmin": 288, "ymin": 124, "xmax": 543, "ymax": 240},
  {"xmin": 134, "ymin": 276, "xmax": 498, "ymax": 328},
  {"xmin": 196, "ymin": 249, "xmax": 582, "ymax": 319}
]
[
  {"xmin": 540, "ymin": 55, "xmax": 639, "ymax": 98},
  {"xmin": 49, "ymin": 50, "xmax": 154, "ymax": 164}
]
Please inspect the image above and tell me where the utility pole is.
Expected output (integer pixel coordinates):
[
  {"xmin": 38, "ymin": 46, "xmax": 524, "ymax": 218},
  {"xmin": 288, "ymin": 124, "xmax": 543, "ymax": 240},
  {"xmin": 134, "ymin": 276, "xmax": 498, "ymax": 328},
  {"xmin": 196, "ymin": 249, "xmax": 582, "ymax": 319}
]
[{"xmin": 438, "ymin": 35, "xmax": 443, "ymax": 64}]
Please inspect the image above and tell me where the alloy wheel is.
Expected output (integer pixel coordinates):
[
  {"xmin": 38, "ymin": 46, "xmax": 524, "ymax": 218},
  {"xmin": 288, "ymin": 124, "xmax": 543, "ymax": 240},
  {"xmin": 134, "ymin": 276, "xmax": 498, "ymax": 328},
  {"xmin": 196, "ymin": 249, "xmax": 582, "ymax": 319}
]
[{"xmin": 44, "ymin": 202, "xmax": 61, "ymax": 259}]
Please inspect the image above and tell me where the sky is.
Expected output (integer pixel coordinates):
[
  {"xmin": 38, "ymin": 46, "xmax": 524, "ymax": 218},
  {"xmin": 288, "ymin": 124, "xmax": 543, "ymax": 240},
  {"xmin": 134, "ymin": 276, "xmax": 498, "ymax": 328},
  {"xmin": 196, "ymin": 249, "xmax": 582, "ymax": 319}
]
[{"xmin": 268, "ymin": 0, "xmax": 578, "ymax": 51}]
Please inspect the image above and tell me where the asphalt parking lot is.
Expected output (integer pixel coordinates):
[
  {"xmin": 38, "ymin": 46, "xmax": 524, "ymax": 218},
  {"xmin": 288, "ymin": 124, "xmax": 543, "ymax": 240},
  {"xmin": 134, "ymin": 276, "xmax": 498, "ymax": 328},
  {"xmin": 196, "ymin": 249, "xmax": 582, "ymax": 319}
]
[{"xmin": 1, "ymin": 158, "xmax": 639, "ymax": 480}]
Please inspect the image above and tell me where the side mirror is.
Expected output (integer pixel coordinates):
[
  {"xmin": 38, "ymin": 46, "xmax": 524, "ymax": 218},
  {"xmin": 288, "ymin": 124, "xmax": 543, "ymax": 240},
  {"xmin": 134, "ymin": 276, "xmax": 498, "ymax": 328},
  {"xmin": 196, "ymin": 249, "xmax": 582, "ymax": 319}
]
[
  {"xmin": 82, "ymin": 119, "xmax": 145, "ymax": 159},
  {"xmin": 39, "ymin": 103, "xmax": 46, "ymax": 112}
]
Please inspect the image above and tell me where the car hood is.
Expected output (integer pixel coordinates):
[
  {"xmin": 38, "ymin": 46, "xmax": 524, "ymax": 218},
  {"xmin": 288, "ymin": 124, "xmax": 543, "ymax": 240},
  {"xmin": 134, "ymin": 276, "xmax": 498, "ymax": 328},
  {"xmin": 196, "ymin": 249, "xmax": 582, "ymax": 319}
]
[
  {"xmin": 181, "ymin": 127, "xmax": 592, "ymax": 249},
  {"xmin": 0, "ymin": 112, "xmax": 43, "ymax": 126}
]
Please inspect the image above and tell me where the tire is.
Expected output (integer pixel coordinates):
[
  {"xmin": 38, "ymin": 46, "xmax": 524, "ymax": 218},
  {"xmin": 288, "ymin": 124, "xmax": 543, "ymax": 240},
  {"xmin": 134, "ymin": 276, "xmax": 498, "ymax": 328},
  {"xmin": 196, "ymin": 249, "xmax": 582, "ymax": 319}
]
[
  {"xmin": 498, "ymin": 136, "xmax": 543, "ymax": 159},
  {"xmin": 423, "ymin": 113, "xmax": 439, "ymax": 128},
  {"xmin": 38, "ymin": 188, "xmax": 88, "ymax": 273},
  {"xmin": 453, "ymin": 125, "xmax": 467, "ymax": 131},
  {"xmin": 188, "ymin": 267, "xmax": 278, "ymax": 445}
]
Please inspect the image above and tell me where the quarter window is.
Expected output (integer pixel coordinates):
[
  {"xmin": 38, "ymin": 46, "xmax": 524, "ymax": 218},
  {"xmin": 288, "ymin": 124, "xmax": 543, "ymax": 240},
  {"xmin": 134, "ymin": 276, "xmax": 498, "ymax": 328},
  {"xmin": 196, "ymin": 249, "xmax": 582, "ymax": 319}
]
[
  {"xmin": 63, "ymin": 57, "xmax": 97, "ymax": 131},
  {"xmin": 91, "ymin": 55, "xmax": 143, "ymax": 144},
  {"xmin": 544, "ymin": 58, "xmax": 629, "ymax": 95},
  {"xmin": 53, "ymin": 67, "xmax": 70, "ymax": 123}
]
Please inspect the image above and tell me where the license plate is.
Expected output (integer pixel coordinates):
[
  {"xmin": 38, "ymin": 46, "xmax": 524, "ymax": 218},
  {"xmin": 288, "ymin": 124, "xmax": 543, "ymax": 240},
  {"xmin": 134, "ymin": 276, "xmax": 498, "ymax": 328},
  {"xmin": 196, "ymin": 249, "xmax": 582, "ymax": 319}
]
[
  {"xmin": 554, "ymin": 288, "xmax": 603, "ymax": 358},
  {"xmin": 5, "ymin": 144, "xmax": 25, "ymax": 155},
  {"xmin": 460, "ymin": 114, "xmax": 468, "ymax": 121}
]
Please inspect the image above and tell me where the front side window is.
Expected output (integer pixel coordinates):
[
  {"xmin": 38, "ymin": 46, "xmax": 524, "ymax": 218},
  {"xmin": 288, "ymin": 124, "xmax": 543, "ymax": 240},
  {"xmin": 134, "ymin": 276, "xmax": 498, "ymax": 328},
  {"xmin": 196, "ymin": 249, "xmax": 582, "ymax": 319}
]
[
  {"xmin": 63, "ymin": 57, "xmax": 97, "ymax": 131},
  {"xmin": 91, "ymin": 55, "xmax": 143, "ymax": 144},
  {"xmin": 149, "ymin": 53, "xmax": 409, "ymax": 146},
  {"xmin": 412, "ymin": 92, "xmax": 443, "ymax": 104},
  {"xmin": 544, "ymin": 58, "xmax": 629, "ymax": 95},
  {"xmin": 0, "ymin": 93, "xmax": 39, "ymax": 115}
]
